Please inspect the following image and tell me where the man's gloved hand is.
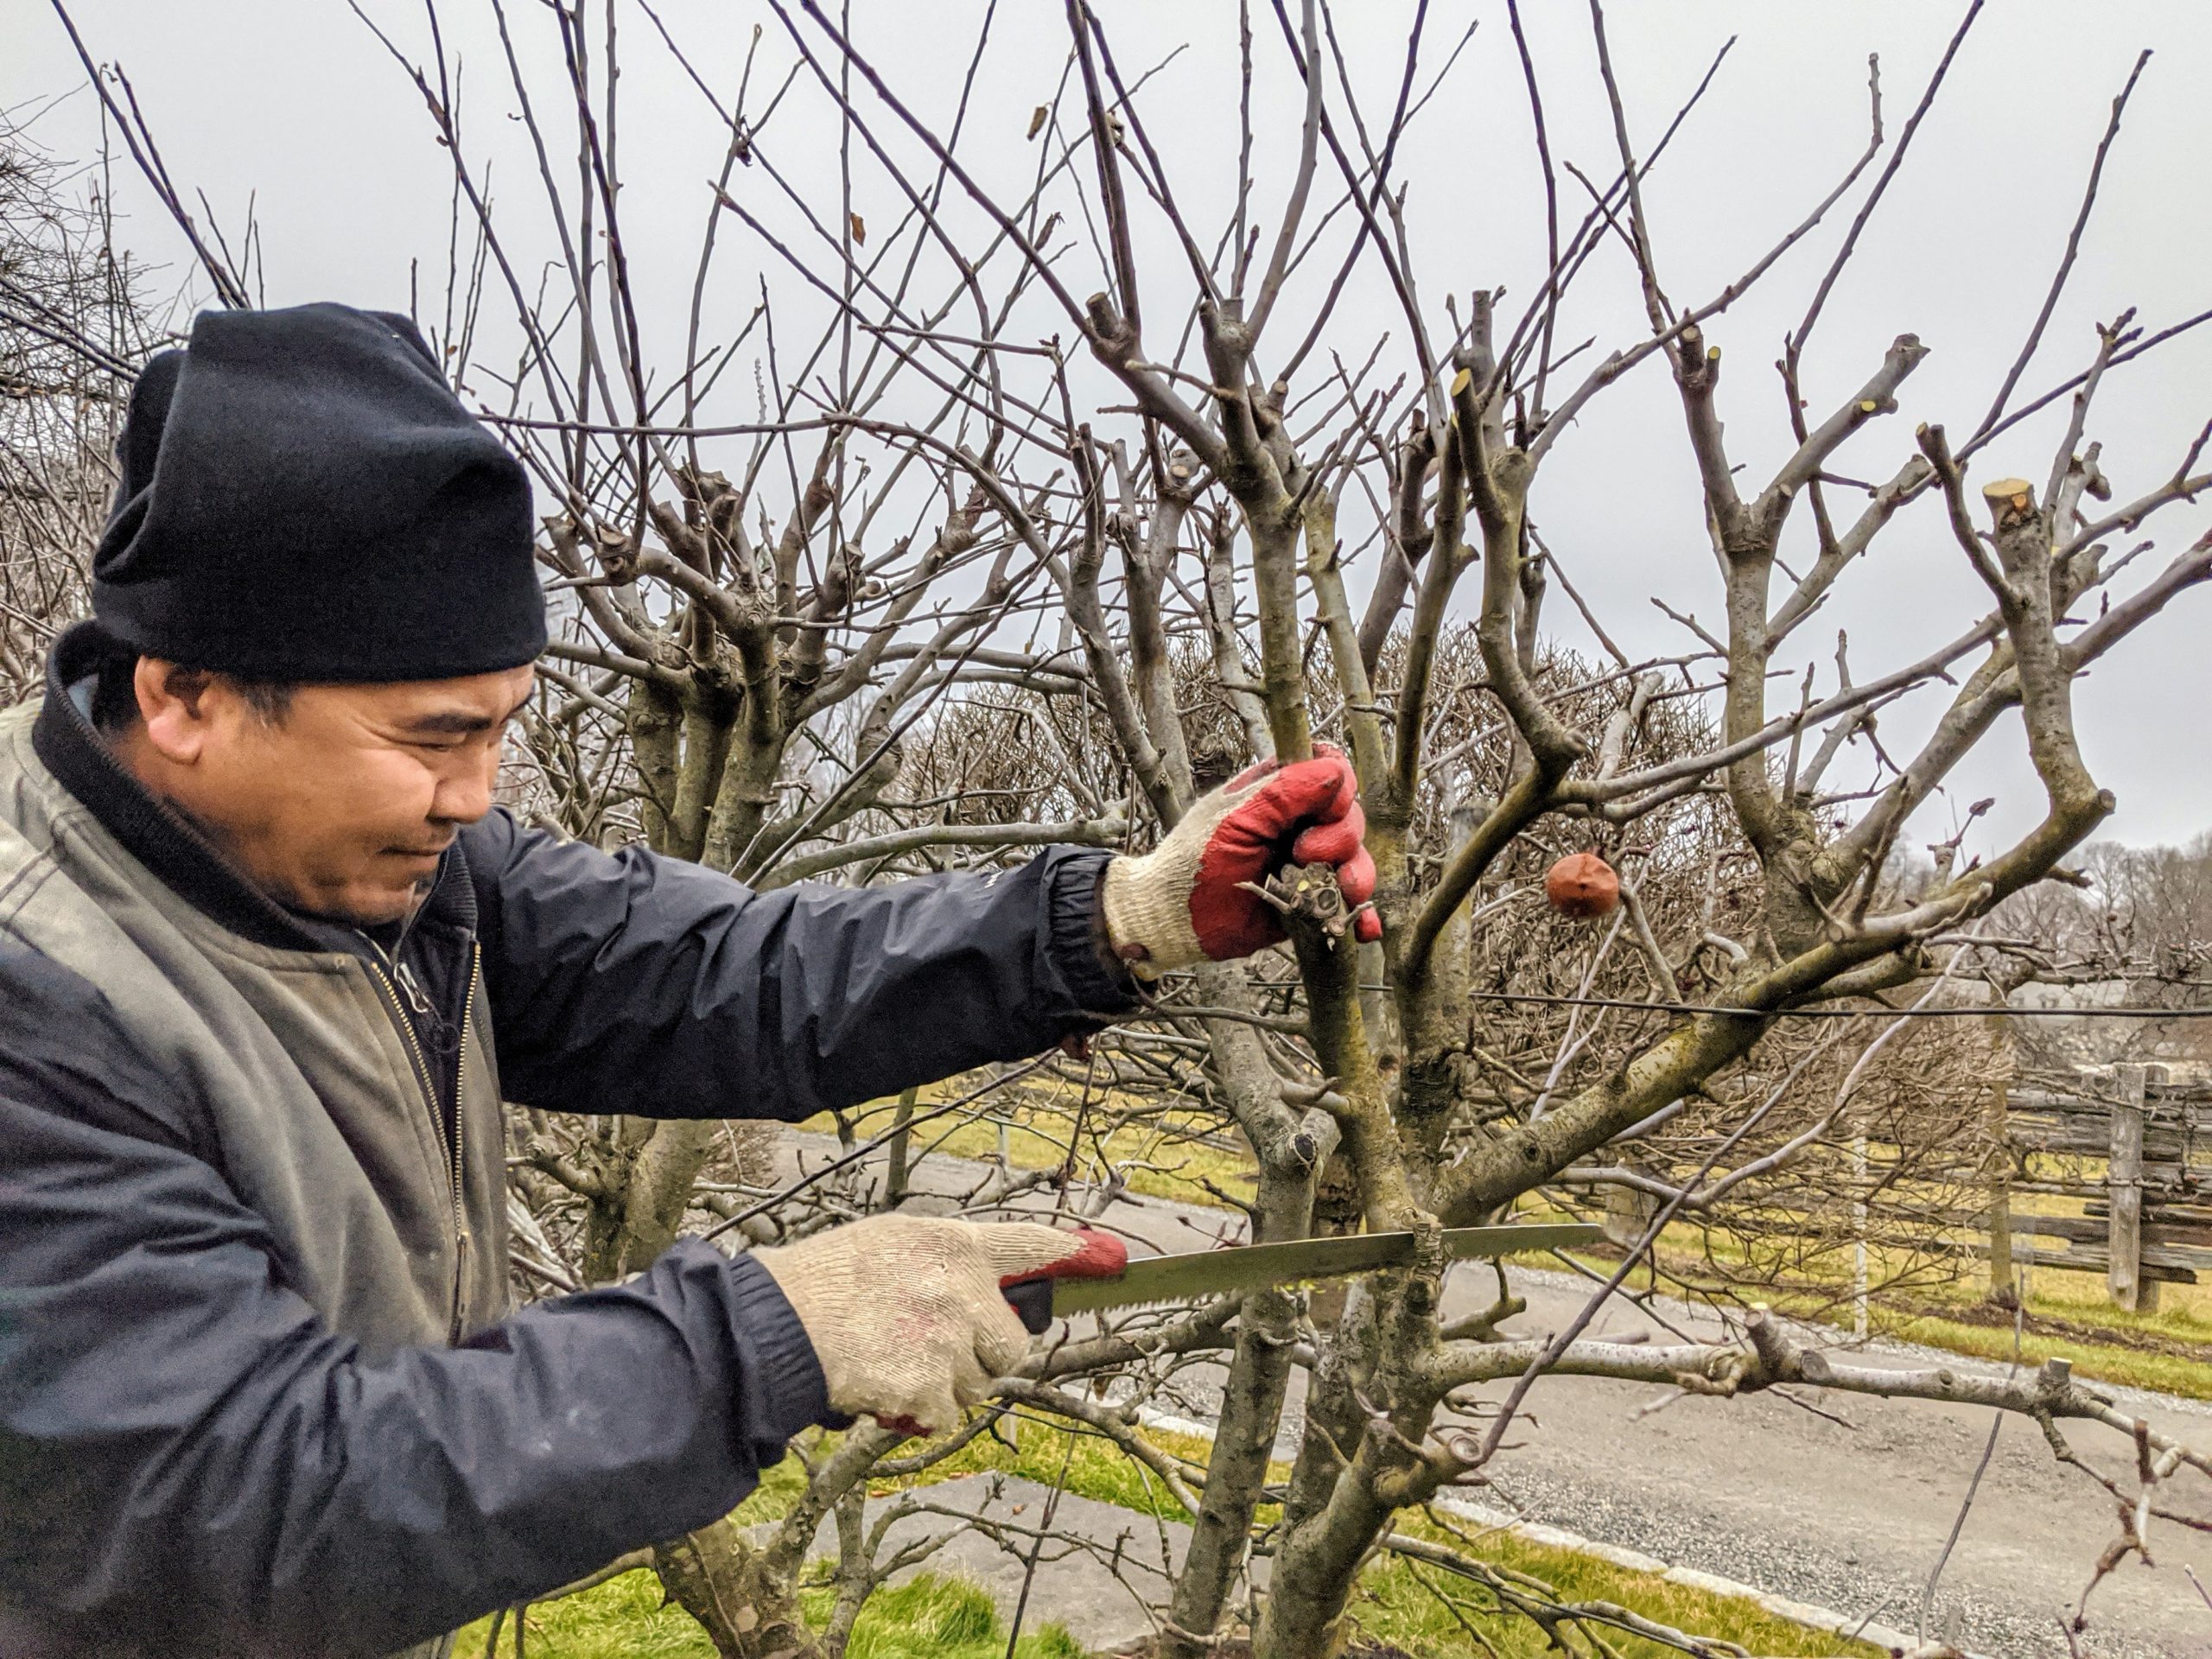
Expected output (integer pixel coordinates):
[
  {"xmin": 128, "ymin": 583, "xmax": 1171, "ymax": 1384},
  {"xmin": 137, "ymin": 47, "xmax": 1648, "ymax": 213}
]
[
  {"xmin": 1102, "ymin": 744, "xmax": 1381, "ymax": 978},
  {"xmin": 755, "ymin": 1215, "xmax": 1117, "ymax": 1437}
]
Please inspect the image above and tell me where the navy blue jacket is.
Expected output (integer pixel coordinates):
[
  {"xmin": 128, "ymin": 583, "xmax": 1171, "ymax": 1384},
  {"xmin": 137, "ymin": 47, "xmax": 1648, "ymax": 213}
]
[{"xmin": 0, "ymin": 629, "xmax": 1135, "ymax": 1656}]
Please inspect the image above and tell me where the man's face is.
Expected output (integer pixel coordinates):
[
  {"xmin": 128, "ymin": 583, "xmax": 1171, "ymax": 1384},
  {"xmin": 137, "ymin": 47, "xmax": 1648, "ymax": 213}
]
[{"xmin": 124, "ymin": 661, "xmax": 536, "ymax": 925}]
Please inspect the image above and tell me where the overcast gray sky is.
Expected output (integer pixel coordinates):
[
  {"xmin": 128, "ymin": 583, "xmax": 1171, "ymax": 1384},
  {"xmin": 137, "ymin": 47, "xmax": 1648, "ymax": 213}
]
[{"xmin": 9, "ymin": 1, "xmax": 2210, "ymax": 860}]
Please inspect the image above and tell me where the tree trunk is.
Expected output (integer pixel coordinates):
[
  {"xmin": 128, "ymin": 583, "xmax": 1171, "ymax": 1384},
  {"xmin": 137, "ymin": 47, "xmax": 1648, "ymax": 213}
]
[
  {"xmin": 882, "ymin": 1086, "xmax": 918, "ymax": 1206},
  {"xmin": 1252, "ymin": 1440, "xmax": 1396, "ymax": 1659},
  {"xmin": 1160, "ymin": 1154, "xmax": 1316, "ymax": 1656},
  {"xmin": 1157, "ymin": 964, "xmax": 1337, "ymax": 1655},
  {"xmin": 654, "ymin": 1523, "xmax": 820, "ymax": 1659},
  {"xmin": 581, "ymin": 1118, "xmax": 725, "ymax": 1282},
  {"xmin": 627, "ymin": 679, "xmax": 684, "ymax": 855}
]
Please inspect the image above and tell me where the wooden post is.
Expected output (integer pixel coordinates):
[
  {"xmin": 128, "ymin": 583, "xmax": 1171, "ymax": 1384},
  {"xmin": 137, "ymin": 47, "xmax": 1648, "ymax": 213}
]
[
  {"xmin": 1852, "ymin": 1130, "xmax": 1870, "ymax": 1340},
  {"xmin": 2108, "ymin": 1064, "xmax": 2158, "ymax": 1313},
  {"xmin": 1603, "ymin": 1160, "xmax": 1658, "ymax": 1250},
  {"xmin": 1986, "ymin": 1072, "xmax": 2015, "ymax": 1304}
]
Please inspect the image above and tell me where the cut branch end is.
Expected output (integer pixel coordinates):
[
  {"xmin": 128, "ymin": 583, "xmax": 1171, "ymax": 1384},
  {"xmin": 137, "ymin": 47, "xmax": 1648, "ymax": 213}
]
[{"xmin": 1982, "ymin": 477, "xmax": 2037, "ymax": 530}]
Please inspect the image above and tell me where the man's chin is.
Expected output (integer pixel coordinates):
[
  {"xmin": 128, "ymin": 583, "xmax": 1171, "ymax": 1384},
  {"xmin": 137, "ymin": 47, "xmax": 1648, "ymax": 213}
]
[{"xmin": 289, "ymin": 880, "xmax": 429, "ymax": 930}]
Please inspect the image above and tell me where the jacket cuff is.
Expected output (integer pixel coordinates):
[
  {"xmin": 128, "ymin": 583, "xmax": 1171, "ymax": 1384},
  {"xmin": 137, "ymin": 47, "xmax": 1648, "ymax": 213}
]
[
  {"xmin": 724, "ymin": 1251, "xmax": 843, "ymax": 1440},
  {"xmin": 1047, "ymin": 849, "xmax": 1142, "ymax": 1015}
]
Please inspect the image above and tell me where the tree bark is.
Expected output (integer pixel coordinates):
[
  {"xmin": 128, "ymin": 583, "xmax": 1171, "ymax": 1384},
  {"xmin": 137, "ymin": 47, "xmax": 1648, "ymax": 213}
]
[{"xmin": 654, "ymin": 1523, "xmax": 821, "ymax": 1659}]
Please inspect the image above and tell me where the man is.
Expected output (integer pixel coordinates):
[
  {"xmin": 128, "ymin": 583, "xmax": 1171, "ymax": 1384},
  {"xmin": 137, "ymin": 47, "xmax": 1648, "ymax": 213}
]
[{"xmin": 0, "ymin": 303, "xmax": 1380, "ymax": 1657}]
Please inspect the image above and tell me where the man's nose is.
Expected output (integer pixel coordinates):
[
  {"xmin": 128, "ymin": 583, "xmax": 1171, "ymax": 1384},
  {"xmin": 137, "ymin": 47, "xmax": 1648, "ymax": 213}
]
[{"xmin": 431, "ymin": 748, "xmax": 498, "ymax": 824}]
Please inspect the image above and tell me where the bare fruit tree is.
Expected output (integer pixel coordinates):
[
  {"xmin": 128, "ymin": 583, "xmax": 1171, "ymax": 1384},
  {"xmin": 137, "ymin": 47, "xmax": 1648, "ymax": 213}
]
[
  {"xmin": 687, "ymin": 3, "xmax": 2212, "ymax": 1653},
  {"xmin": 22, "ymin": 0, "xmax": 2212, "ymax": 1654}
]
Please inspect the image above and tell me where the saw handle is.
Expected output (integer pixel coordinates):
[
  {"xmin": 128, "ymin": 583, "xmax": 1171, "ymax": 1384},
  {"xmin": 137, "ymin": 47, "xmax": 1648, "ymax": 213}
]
[{"xmin": 999, "ymin": 1227, "xmax": 1128, "ymax": 1335}]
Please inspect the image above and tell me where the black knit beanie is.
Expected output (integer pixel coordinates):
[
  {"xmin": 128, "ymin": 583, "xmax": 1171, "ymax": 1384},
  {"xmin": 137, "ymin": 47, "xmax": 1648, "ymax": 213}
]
[{"xmin": 92, "ymin": 302, "xmax": 546, "ymax": 682}]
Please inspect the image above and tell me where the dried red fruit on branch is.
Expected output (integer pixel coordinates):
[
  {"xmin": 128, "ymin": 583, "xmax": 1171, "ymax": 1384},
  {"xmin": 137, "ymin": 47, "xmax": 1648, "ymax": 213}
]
[{"xmin": 1545, "ymin": 852, "xmax": 1620, "ymax": 919}]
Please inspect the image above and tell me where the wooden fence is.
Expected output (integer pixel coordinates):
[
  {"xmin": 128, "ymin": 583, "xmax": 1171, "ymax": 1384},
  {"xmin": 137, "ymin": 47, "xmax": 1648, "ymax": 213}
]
[
  {"xmin": 1992, "ymin": 1062, "xmax": 2212, "ymax": 1311},
  {"xmin": 1568, "ymin": 1062, "xmax": 2212, "ymax": 1319}
]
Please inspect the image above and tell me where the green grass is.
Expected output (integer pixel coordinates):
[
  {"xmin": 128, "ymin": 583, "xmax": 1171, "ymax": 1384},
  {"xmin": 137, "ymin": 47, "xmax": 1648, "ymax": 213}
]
[
  {"xmin": 822, "ymin": 1577, "xmax": 1086, "ymax": 1659},
  {"xmin": 803, "ymin": 1084, "xmax": 1260, "ymax": 1211},
  {"xmin": 455, "ymin": 1567, "xmax": 718, "ymax": 1658},
  {"xmin": 1566, "ymin": 1248, "xmax": 2212, "ymax": 1399},
  {"xmin": 1712, "ymin": 1244, "xmax": 2212, "ymax": 1401},
  {"xmin": 1351, "ymin": 1528, "xmax": 1875, "ymax": 1659},
  {"xmin": 880, "ymin": 1421, "xmax": 1872, "ymax": 1657},
  {"xmin": 1510, "ymin": 1187, "xmax": 2212, "ymax": 1401},
  {"xmin": 459, "ymin": 1570, "xmax": 1083, "ymax": 1659},
  {"xmin": 454, "ymin": 1417, "xmax": 1873, "ymax": 1657},
  {"xmin": 1868, "ymin": 1301, "xmax": 2212, "ymax": 1398},
  {"xmin": 880, "ymin": 1415, "xmax": 1205, "ymax": 1522}
]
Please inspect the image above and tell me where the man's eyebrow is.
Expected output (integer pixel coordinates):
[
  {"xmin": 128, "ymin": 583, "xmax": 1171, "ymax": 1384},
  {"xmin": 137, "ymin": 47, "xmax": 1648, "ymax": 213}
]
[{"xmin": 400, "ymin": 693, "xmax": 532, "ymax": 735}]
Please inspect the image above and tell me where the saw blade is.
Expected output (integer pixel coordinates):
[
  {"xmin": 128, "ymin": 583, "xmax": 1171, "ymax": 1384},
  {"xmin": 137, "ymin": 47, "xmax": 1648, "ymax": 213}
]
[{"xmin": 1047, "ymin": 1222, "xmax": 1603, "ymax": 1317}]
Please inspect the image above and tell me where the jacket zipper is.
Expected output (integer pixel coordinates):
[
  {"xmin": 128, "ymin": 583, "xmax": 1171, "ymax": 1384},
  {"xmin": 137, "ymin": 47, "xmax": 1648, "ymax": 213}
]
[
  {"xmin": 453, "ymin": 945, "xmax": 480, "ymax": 1337},
  {"xmin": 362, "ymin": 940, "xmax": 477, "ymax": 1343}
]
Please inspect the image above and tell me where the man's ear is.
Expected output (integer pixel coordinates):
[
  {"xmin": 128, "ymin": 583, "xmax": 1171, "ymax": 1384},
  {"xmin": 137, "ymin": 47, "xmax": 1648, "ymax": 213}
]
[{"xmin": 135, "ymin": 658, "xmax": 218, "ymax": 766}]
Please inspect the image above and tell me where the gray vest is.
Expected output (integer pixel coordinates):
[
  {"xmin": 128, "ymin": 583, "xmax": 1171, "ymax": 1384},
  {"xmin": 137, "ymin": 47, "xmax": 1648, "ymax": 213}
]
[{"xmin": 0, "ymin": 702, "xmax": 512, "ymax": 1656}]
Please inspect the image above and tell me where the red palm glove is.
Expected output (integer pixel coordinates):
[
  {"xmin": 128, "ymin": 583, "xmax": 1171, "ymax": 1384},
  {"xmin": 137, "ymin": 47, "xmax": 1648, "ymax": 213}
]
[{"xmin": 1102, "ymin": 746, "xmax": 1381, "ymax": 977}]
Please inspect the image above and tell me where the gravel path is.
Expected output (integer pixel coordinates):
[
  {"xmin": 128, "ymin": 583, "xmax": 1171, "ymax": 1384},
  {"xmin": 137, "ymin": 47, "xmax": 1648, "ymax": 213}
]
[{"xmin": 1391, "ymin": 1265, "xmax": 2212, "ymax": 1659}]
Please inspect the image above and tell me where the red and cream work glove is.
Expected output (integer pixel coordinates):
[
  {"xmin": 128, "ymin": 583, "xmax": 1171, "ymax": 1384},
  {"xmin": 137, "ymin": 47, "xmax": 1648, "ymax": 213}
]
[
  {"xmin": 756, "ymin": 1215, "xmax": 1123, "ymax": 1437},
  {"xmin": 1102, "ymin": 745, "xmax": 1381, "ymax": 978}
]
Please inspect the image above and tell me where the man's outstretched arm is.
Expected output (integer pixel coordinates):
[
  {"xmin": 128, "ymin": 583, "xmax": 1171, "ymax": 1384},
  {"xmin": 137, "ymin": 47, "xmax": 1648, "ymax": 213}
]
[
  {"xmin": 460, "ymin": 812, "xmax": 1135, "ymax": 1122},
  {"xmin": 461, "ymin": 747, "xmax": 1378, "ymax": 1124}
]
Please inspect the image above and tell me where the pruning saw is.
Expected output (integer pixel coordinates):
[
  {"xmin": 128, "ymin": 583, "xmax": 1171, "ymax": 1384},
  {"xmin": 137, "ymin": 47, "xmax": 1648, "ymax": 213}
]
[{"xmin": 1000, "ymin": 1222, "xmax": 1604, "ymax": 1334}]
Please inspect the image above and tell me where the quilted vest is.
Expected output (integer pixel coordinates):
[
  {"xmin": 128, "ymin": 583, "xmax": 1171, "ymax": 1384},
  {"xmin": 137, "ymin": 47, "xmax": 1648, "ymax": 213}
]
[{"xmin": 0, "ymin": 701, "xmax": 512, "ymax": 1659}]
